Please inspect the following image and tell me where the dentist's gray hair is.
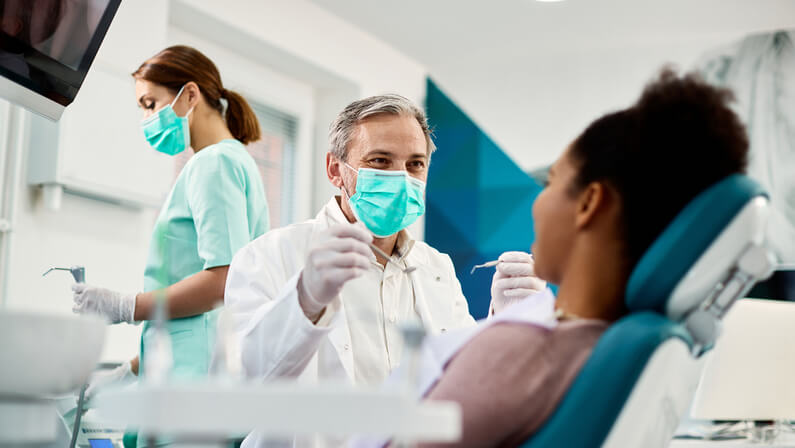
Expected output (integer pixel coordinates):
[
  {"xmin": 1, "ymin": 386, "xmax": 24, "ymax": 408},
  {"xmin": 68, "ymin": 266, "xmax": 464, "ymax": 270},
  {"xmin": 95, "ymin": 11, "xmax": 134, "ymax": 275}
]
[{"xmin": 328, "ymin": 94, "xmax": 436, "ymax": 161}]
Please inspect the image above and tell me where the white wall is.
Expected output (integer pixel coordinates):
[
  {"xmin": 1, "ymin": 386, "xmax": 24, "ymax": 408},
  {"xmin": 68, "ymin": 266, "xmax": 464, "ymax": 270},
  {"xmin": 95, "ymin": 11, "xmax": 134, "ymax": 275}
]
[
  {"xmin": 0, "ymin": 0, "xmax": 428, "ymax": 362},
  {"xmin": 176, "ymin": 0, "xmax": 426, "ymax": 99},
  {"xmin": 170, "ymin": 0, "xmax": 427, "ymax": 214},
  {"xmin": 438, "ymin": 37, "xmax": 755, "ymax": 171},
  {"xmin": 304, "ymin": 0, "xmax": 795, "ymax": 172}
]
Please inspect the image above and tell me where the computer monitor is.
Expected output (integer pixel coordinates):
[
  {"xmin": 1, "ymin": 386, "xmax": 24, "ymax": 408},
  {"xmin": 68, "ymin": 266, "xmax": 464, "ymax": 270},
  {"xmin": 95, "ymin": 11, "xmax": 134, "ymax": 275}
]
[
  {"xmin": 0, "ymin": 0, "xmax": 121, "ymax": 120},
  {"xmin": 690, "ymin": 298, "xmax": 795, "ymax": 420},
  {"xmin": 748, "ymin": 269, "xmax": 795, "ymax": 302}
]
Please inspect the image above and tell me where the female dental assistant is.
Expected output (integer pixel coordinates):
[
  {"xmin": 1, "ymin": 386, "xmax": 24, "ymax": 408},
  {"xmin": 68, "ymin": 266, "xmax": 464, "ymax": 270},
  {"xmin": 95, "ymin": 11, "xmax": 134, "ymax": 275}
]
[{"xmin": 72, "ymin": 45, "xmax": 269, "ymax": 389}]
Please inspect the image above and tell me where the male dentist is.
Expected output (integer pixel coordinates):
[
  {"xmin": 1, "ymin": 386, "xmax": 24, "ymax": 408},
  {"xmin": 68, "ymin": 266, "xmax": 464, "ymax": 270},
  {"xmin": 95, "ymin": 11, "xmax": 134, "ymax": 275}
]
[{"xmin": 224, "ymin": 94, "xmax": 545, "ymax": 447}]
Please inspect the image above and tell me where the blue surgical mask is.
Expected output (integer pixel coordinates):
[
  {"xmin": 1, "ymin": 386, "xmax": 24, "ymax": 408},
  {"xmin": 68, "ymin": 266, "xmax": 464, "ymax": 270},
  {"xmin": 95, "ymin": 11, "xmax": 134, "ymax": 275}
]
[
  {"xmin": 141, "ymin": 85, "xmax": 194, "ymax": 156},
  {"xmin": 342, "ymin": 163, "xmax": 426, "ymax": 238}
]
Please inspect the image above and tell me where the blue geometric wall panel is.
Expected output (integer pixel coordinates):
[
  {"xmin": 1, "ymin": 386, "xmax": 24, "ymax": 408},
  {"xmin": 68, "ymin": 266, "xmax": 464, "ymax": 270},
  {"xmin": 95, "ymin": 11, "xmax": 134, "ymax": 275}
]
[{"xmin": 425, "ymin": 78, "xmax": 544, "ymax": 319}]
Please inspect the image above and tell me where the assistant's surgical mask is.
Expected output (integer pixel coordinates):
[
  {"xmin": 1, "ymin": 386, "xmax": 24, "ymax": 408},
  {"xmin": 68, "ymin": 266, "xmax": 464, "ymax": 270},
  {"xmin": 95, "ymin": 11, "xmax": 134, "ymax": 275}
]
[
  {"xmin": 341, "ymin": 162, "xmax": 426, "ymax": 238},
  {"xmin": 141, "ymin": 84, "xmax": 194, "ymax": 156}
]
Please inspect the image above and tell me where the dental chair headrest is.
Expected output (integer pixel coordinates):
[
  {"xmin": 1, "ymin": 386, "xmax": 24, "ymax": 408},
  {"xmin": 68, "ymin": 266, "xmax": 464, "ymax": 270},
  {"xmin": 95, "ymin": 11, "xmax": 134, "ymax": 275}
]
[{"xmin": 625, "ymin": 174, "xmax": 768, "ymax": 319}]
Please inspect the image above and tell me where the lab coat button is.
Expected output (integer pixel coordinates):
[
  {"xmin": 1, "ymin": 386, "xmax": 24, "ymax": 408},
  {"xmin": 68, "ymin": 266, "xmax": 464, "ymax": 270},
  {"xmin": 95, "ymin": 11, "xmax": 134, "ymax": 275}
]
[
  {"xmin": 435, "ymin": 276, "xmax": 441, "ymax": 282},
  {"xmin": 441, "ymin": 328, "xmax": 447, "ymax": 333},
  {"xmin": 344, "ymin": 344, "xmax": 350, "ymax": 351}
]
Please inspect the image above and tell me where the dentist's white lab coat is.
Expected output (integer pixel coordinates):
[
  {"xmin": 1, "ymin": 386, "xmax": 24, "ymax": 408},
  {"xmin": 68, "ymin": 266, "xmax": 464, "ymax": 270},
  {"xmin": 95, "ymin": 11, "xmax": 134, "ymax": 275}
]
[{"xmin": 224, "ymin": 197, "xmax": 477, "ymax": 448}]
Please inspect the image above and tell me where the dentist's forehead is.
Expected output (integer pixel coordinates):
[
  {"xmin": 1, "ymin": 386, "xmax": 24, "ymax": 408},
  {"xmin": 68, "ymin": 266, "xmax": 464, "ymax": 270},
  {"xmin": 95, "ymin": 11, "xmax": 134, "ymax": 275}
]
[
  {"xmin": 349, "ymin": 115, "xmax": 427, "ymax": 154},
  {"xmin": 358, "ymin": 149, "xmax": 427, "ymax": 159}
]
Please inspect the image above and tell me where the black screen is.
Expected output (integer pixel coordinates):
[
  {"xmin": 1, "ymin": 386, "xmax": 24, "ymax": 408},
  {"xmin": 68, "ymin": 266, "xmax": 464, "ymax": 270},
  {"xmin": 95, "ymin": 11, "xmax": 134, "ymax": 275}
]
[
  {"xmin": 748, "ymin": 269, "xmax": 795, "ymax": 301},
  {"xmin": 0, "ymin": 0, "xmax": 121, "ymax": 106}
]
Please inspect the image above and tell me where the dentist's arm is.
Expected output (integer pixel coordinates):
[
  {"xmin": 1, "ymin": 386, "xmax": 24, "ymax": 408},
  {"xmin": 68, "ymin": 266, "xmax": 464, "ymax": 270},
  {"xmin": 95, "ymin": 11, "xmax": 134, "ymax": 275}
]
[
  {"xmin": 489, "ymin": 252, "xmax": 546, "ymax": 316},
  {"xmin": 232, "ymin": 223, "xmax": 372, "ymax": 379}
]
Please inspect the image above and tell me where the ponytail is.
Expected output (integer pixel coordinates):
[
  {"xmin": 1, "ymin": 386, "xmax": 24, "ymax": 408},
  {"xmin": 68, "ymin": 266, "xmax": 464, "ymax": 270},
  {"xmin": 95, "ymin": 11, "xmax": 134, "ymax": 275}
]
[
  {"xmin": 134, "ymin": 46, "xmax": 262, "ymax": 145},
  {"xmin": 223, "ymin": 89, "xmax": 261, "ymax": 145}
]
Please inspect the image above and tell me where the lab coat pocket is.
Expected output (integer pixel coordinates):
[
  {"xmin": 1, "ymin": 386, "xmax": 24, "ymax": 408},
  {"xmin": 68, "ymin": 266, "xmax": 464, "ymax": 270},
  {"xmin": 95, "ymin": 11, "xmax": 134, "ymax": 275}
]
[{"xmin": 414, "ymin": 266, "xmax": 459, "ymax": 333}]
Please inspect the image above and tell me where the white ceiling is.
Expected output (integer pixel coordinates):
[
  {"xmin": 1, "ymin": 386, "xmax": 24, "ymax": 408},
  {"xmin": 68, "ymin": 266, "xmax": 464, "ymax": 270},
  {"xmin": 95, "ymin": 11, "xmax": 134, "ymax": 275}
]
[
  {"xmin": 309, "ymin": 0, "xmax": 795, "ymax": 62},
  {"xmin": 308, "ymin": 0, "xmax": 795, "ymax": 168}
]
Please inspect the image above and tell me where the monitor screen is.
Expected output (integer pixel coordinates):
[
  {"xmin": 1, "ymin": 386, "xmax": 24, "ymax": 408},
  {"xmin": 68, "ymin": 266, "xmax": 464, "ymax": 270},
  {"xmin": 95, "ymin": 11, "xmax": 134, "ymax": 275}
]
[
  {"xmin": 0, "ymin": 0, "xmax": 121, "ymax": 108},
  {"xmin": 747, "ymin": 269, "xmax": 795, "ymax": 301},
  {"xmin": 88, "ymin": 439, "xmax": 114, "ymax": 448}
]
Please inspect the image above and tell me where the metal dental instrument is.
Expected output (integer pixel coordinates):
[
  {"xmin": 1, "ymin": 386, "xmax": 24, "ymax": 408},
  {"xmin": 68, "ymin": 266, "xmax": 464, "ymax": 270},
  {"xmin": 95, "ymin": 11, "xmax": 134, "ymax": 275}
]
[
  {"xmin": 369, "ymin": 242, "xmax": 416, "ymax": 274},
  {"xmin": 470, "ymin": 260, "xmax": 500, "ymax": 274},
  {"xmin": 470, "ymin": 253, "xmax": 535, "ymax": 274},
  {"xmin": 42, "ymin": 265, "xmax": 87, "ymax": 448},
  {"xmin": 42, "ymin": 266, "xmax": 85, "ymax": 283}
]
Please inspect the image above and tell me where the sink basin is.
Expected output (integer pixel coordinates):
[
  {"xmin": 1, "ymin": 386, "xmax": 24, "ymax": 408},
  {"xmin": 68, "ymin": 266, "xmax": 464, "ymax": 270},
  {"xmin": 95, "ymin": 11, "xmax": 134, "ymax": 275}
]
[{"xmin": 0, "ymin": 311, "xmax": 106, "ymax": 396}]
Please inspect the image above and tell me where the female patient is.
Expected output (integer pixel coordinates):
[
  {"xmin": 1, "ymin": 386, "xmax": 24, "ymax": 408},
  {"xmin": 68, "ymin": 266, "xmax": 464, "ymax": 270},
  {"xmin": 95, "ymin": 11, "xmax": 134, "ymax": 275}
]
[{"xmin": 418, "ymin": 69, "xmax": 750, "ymax": 447}]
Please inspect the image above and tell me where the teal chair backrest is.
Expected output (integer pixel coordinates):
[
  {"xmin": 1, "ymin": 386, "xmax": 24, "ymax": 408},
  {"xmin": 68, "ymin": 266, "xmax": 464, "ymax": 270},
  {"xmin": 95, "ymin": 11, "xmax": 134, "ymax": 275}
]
[
  {"xmin": 625, "ymin": 175, "xmax": 767, "ymax": 315},
  {"xmin": 522, "ymin": 313, "xmax": 691, "ymax": 447},
  {"xmin": 521, "ymin": 174, "xmax": 767, "ymax": 448}
]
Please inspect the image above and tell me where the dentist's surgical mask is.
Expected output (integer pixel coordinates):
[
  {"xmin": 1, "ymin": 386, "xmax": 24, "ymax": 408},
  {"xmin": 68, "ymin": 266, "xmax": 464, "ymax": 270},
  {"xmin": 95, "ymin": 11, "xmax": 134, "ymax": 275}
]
[
  {"xmin": 341, "ymin": 162, "xmax": 426, "ymax": 238},
  {"xmin": 141, "ymin": 84, "xmax": 194, "ymax": 156}
]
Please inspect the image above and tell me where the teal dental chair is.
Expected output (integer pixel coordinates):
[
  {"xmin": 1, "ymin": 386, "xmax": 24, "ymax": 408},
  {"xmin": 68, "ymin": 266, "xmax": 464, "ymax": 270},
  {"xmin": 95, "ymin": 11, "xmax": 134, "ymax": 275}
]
[{"xmin": 522, "ymin": 174, "xmax": 776, "ymax": 448}]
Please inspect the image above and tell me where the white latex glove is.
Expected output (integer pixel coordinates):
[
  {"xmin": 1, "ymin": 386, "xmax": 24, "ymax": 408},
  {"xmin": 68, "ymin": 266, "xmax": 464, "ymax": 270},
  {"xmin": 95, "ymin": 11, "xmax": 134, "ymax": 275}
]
[
  {"xmin": 72, "ymin": 284, "xmax": 137, "ymax": 324},
  {"xmin": 298, "ymin": 223, "xmax": 373, "ymax": 319},
  {"xmin": 490, "ymin": 251, "xmax": 547, "ymax": 316},
  {"xmin": 84, "ymin": 360, "xmax": 136, "ymax": 400}
]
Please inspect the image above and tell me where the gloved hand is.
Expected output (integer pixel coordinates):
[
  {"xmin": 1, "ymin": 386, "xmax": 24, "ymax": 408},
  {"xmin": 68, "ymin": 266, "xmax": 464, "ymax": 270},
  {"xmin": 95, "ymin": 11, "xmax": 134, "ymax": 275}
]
[
  {"xmin": 72, "ymin": 284, "xmax": 137, "ymax": 324},
  {"xmin": 298, "ymin": 223, "xmax": 373, "ymax": 319},
  {"xmin": 84, "ymin": 360, "xmax": 136, "ymax": 400},
  {"xmin": 490, "ymin": 251, "xmax": 547, "ymax": 316}
]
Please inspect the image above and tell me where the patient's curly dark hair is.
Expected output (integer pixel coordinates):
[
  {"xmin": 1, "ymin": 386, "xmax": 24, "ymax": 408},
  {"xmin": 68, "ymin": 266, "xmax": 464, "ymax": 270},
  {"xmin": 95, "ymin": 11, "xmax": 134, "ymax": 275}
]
[{"xmin": 569, "ymin": 68, "xmax": 749, "ymax": 269}]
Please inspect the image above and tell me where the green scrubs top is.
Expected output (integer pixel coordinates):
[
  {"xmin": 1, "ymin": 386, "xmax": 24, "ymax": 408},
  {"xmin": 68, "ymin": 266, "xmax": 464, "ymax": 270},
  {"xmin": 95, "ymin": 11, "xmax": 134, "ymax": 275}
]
[{"xmin": 139, "ymin": 139, "xmax": 269, "ymax": 381}]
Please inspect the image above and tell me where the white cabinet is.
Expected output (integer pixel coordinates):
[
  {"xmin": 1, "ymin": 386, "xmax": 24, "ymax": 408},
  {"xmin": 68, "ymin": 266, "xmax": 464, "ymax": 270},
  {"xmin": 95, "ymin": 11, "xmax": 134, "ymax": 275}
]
[{"xmin": 27, "ymin": 0, "xmax": 172, "ymax": 209}]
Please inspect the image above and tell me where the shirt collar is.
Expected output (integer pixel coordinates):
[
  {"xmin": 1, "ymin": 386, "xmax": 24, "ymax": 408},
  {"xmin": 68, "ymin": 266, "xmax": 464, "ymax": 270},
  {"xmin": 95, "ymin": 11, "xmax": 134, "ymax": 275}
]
[
  {"xmin": 394, "ymin": 230, "xmax": 416, "ymax": 262},
  {"xmin": 322, "ymin": 196, "xmax": 350, "ymax": 226}
]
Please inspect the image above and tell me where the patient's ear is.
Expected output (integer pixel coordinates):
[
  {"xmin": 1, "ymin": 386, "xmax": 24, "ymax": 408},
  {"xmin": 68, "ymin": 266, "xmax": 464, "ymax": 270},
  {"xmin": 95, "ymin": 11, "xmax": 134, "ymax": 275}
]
[{"xmin": 575, "ymin": 182, "xmax": 611, "ymax": 230}]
